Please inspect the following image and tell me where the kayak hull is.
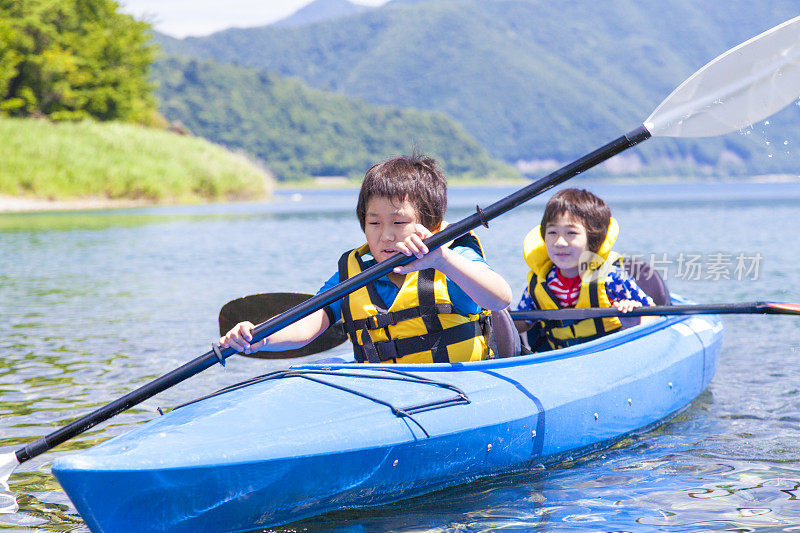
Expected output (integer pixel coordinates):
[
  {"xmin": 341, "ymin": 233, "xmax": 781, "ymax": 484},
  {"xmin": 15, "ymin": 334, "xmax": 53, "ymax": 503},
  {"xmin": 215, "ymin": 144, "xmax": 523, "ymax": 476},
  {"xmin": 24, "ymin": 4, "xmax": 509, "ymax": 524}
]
[{"xmin": 52, "ymin": 304, "xmax": 722, "ymax": 532}]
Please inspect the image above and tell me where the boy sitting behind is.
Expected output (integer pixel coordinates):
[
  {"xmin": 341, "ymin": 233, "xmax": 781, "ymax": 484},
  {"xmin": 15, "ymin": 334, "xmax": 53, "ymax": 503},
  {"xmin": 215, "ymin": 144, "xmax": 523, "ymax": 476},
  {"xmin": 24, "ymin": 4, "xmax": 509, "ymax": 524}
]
[
  {"xmin": 221, "ymin": 154, "xmax": 512, "ymax": 363},
  {"xmin": 516, "ymin": 188, "xmax": 653, "ymax": 352}
]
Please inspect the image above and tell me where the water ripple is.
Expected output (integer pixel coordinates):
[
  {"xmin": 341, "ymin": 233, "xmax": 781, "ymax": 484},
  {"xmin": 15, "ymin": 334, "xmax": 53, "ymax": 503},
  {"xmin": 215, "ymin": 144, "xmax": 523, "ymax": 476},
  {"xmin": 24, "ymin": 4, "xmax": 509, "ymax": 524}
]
[{"xmin": 2, "ymin": 189, "xmax": 800, "ymax": 531}]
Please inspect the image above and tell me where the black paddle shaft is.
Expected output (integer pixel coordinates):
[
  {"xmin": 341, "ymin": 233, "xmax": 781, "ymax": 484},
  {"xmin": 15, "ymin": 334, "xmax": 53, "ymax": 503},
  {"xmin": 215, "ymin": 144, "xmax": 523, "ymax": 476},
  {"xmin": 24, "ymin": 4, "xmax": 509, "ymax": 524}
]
[
  {"xmin": 510, "ymin": 302, "xmax": 785, "ymax": 321},
  {"xmin": 14, "ymin": 126, "xmax": 650, "ymax": 465},
  {"xmin": 248, "ymin": 126, "xmax": 651, "ymax": 343}
]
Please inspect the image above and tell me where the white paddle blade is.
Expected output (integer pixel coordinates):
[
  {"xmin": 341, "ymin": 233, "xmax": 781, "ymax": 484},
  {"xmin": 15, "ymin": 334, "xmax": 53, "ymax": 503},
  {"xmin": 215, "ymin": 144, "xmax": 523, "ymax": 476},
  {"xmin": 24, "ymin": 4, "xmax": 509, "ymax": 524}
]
[
  {"xmin": 0, "ymin": 452, "xmax": 19, "ymax": 514},
  {"xmin": 645, "ymin": 15, "xmax": 800, "ymax": 138}
]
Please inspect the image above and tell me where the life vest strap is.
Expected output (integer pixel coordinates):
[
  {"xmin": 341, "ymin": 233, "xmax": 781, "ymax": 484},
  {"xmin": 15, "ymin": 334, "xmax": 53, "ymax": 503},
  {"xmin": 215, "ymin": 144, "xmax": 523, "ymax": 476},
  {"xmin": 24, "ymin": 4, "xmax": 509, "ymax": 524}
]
[
  {"xmin": 363, "ymin": 320, "xmax": 485, "ymax": 363},
  {"xmin": 546, "ymin": 329, "xmax": 608, "ymax": 350},
  {"xmin": 341, "ymin": 234, "xmax": 489, "ymax": 363},
  {"xmin": 345, "ymin": 303, "xmax": 456, "ymax": 335}
]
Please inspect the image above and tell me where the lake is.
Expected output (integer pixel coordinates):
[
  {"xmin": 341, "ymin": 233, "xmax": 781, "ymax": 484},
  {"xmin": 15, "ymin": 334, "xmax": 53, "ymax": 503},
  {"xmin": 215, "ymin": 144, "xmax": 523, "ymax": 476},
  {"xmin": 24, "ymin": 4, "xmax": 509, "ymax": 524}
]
[{"xmin": 1, "ymin": 180, "xmax": 799, "ymax": 531}]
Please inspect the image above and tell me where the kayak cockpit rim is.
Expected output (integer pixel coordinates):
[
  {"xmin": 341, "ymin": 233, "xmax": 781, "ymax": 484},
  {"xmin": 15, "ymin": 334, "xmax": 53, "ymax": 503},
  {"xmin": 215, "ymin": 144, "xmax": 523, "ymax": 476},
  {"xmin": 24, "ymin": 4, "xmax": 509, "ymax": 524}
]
[{"xmin": 292, "ymin": 295, "xmax": 718, "ymax": 373}]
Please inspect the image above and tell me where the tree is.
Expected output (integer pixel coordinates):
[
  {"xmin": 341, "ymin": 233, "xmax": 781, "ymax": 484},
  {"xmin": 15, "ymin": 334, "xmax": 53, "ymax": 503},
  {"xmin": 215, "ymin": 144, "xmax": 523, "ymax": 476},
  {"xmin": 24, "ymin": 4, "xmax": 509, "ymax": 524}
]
[{"xmin": 0, "ymin": 0, "xmax": 157, "ymax": 122}]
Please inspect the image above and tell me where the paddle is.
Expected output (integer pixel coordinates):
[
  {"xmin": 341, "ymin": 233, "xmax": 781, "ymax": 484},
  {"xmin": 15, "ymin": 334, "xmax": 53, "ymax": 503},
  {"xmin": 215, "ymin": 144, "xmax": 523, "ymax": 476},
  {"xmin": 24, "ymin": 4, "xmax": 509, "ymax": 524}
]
[
  {"xmin": 219, "ymin": 293, "xmax": 348, "ymax": 358},
  {"xmin": 511, "ymin": 302, "xmax": 800, "ymax": 321},
  {"xmin": 6, "ymin": 15, "xmax": 800, "ymax": 471},
  {"xmin": 220, "ymin": 296, "xmax": 800, "ymax": 359}
]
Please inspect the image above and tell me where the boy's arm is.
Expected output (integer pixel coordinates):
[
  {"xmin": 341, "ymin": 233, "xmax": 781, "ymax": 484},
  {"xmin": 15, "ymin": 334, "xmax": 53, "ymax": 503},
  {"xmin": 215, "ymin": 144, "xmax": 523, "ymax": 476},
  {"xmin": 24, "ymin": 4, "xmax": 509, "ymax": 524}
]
[
  {"xmin": 392, "ymin": 224, "xmax": 512, "ymax": 311},
  {"xmin": 431, "ymin": 250, "xmax": 513, "ymax": 310},
  {"xmin": 219, "ymin": 308, "xmax": 331, "ymax": 354}
]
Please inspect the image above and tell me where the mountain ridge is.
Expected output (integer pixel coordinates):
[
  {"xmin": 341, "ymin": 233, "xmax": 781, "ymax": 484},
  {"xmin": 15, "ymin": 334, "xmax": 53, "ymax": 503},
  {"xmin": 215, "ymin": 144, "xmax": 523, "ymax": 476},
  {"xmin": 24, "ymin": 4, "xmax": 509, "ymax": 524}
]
[
  {"xmin": 273, "ymin": 0, "xmax": 373, "ymax": 28},
  {"xmin": 154, "ymin": 0, "xmax": 800, "ymax": 176},
  {"xmin": 153, "ymin": 55, "xmax": 517, "ymax": 181}
]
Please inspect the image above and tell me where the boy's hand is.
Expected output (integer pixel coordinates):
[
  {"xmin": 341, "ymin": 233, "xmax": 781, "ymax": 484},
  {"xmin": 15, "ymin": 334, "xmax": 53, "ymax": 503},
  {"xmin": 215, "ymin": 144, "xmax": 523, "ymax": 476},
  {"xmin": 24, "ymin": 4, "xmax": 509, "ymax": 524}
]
[
  {"xmin": 392, "ymin": 224, "xmax": 447, "ymax": 274},
  {"xmin": 219, "ymin": 321, "xmax": 267, "ymax": 354},
  {"xmin": 611, "ymin": 299, "xmax": 643, "ymax": 313},
  {"xmin": 389, "ymin": 224, "xmax": 512, "ymax": 311}
]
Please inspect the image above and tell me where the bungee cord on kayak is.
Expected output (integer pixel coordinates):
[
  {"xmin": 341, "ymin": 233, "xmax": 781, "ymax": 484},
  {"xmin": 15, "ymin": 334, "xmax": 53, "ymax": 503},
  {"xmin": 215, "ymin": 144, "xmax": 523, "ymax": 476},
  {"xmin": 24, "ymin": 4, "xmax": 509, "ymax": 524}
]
[{"xmin": 174, "ymin": 367, "xmax": 472, "ymax": 439}]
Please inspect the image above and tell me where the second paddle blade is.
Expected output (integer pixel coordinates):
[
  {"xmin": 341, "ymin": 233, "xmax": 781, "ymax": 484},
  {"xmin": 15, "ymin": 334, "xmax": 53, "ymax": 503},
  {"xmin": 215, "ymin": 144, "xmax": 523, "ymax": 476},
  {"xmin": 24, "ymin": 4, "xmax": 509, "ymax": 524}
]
[
  {"xmin": 764, "ymin": 302, "xmax": 800, "ymax": 315},
  {"xmin": 219, "ymin": 292, "xmax": 348, "ymax": 359}
]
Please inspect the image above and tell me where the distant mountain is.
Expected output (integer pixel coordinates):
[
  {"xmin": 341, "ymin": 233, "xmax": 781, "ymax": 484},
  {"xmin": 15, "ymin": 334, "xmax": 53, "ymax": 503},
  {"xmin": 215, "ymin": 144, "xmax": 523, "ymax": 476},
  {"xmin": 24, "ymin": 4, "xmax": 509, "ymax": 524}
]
[
  {"xmin": 386, "ymin": 0, "xmax": 435, "ymax": 5},
  {"xmin": 154, "ymin": 0, "xmax": 800, "ymax": 177},
  {"xmin": 153, "ymin": 56, "xmax": 516, "ymax": 181},
  {"xmin": 273, "ymin": 0, "xmax": 372, "ymax": 27}
]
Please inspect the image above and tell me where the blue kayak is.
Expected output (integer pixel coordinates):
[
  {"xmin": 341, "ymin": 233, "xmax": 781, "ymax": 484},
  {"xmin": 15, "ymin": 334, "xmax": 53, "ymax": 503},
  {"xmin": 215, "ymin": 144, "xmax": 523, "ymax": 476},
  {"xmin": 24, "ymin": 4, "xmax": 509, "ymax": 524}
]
[{"xmin": 52, "ymin": 297, "xmax": 723, "ymax": 532}]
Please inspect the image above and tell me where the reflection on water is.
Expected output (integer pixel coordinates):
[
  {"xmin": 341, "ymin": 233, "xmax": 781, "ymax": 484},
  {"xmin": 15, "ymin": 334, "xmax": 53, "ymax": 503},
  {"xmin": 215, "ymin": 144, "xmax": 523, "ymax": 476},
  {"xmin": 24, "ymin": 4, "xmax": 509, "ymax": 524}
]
[{"xmin": 1, "ymin": 182, "xmax": 799, "ymax": 531}]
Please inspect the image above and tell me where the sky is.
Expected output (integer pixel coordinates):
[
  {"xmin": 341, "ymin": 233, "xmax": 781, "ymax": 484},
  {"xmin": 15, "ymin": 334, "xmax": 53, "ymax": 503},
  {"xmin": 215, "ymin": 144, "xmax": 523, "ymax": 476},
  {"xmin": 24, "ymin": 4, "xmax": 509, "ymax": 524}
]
[{"xmin": 119, "ymin": 0, "xmax": 390, "ymax": 38}]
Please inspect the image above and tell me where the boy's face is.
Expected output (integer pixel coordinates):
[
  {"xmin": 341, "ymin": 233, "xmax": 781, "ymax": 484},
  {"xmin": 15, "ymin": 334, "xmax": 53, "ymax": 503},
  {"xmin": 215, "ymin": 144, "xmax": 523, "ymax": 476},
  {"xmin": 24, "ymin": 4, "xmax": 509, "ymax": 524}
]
[
  {"xmin": 364, "ymin": 196, "xmax": 421, "ymax": 263},
  {"xmin": 544, "ymin": 213, "xmax": 589, "ymax": 278}
]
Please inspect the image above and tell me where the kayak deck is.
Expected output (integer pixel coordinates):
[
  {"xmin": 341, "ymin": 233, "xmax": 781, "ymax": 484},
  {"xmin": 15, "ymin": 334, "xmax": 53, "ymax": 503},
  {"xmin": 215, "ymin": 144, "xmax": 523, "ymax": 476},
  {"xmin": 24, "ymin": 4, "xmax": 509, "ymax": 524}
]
[{"xmin": 52, "ymin": 298, "xmax": 723, "ymax": 532}]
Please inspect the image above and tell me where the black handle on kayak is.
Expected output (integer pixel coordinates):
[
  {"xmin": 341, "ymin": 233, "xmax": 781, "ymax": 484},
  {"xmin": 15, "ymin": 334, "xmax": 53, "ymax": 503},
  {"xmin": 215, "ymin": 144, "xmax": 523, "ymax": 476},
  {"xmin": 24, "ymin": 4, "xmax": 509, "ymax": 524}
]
[{"xmin": 12, "ymin": 126, "xmax": 650, "ymax": 465}]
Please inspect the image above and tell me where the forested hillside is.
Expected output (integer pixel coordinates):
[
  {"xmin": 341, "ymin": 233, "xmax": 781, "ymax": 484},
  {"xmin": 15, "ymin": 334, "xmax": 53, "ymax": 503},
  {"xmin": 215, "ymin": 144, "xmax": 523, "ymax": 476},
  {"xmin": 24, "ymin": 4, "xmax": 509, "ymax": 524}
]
[
  {"xmin": 157, "ymin": 0, "xmax": 800, "ymax": 177},
  {"xmin": 0, "ymin": 0, "xmax": 272, "ymax": 203},
  {"xmin": 0, "ymin": 0, "xmax": 157, "ymax": 123},
  {"xmin": 154, "ymin": 56, "xmax": 517, "ymax": 182}
]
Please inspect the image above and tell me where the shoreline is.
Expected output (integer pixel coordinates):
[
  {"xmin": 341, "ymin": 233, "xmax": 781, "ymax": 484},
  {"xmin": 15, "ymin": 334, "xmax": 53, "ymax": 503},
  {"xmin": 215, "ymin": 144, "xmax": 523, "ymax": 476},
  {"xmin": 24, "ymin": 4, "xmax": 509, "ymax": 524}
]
[
  {"xmin": 0, "ymin": 195, "xmax": 156, "ymax": 214},
  {"xmin": 2, "ymin": 176, "xmax": 797, "ymax": 214}
]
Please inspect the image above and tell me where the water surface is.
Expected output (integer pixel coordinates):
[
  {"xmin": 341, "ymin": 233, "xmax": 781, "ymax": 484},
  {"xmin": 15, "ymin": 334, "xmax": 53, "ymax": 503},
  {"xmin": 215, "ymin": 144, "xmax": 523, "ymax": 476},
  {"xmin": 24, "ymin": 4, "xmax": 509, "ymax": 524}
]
[{"xmin": 1, "ymin": 180, "xmax": 799, "ymax": 531}]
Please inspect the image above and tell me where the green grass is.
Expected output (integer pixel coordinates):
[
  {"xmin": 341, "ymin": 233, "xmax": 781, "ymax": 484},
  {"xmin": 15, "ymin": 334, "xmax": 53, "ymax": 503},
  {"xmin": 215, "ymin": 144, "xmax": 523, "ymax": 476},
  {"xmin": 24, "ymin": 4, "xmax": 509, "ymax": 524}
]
[{"xmin": 0, "ymin": 118, "xmax": 273, "ymax": 202}]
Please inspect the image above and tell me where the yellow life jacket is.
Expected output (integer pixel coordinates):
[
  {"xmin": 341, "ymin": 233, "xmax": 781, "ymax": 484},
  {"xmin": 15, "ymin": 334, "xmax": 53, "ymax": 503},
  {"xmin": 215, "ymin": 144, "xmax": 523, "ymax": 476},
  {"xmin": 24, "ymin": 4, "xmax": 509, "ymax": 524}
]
[
  {"xmin": 338, "ymin": 231, "xmax": 490, "ymax": 364},
  {"xmin": 523, "ymin": 218, "xmax": 623, "ymax": 350}
]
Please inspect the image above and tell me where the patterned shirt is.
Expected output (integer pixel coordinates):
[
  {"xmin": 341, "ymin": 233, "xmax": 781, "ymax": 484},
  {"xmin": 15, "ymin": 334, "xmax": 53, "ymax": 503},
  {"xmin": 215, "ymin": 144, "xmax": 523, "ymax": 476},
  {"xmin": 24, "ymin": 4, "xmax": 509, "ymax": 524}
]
[
  {"xmin": 517, "ymin": 264, "xmax": 654, "ymax": 313},
  {"xmin": 548, "ymin": 269, "xmax": 582, "ymax": 308}
]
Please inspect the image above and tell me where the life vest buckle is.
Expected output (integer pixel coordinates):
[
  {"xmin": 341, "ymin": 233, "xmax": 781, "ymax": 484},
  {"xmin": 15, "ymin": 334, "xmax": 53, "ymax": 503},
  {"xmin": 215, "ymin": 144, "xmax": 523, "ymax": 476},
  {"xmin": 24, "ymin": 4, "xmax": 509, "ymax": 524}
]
[
  {"xmin": 375, "ymin": 339, "xmax": 398, "ymax": 361},
  {"xmin": 368, "ymin": 311, "xmax": 397, "ymax": 329}
]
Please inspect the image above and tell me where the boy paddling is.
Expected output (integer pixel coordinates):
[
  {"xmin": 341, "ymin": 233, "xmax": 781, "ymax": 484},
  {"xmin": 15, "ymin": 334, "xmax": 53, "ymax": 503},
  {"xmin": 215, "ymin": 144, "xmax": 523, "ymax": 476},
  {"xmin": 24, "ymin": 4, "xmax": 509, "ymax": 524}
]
[
  {"xmin": 517, "ymin": 188, "xmax": 654, "ymax": 351},
  {"xmin": 221, "ymin": 154, "xmax": 512, "ymax": 363}
]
